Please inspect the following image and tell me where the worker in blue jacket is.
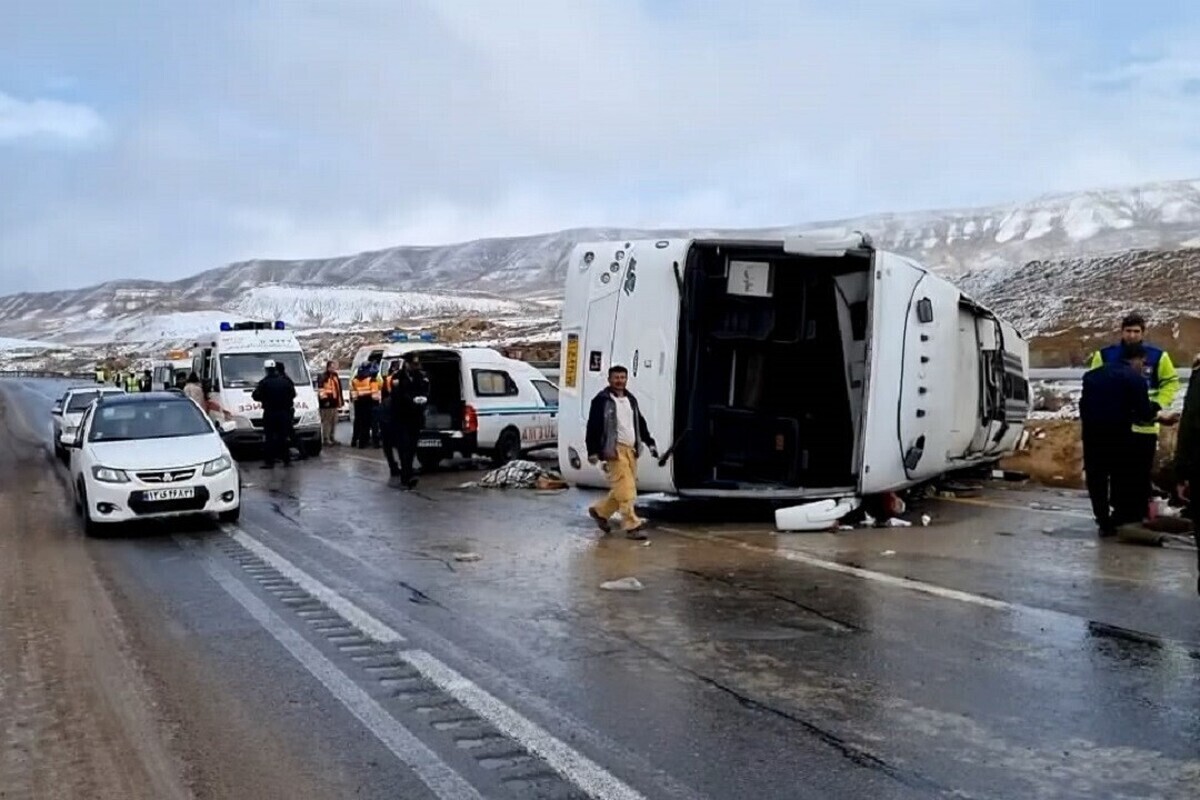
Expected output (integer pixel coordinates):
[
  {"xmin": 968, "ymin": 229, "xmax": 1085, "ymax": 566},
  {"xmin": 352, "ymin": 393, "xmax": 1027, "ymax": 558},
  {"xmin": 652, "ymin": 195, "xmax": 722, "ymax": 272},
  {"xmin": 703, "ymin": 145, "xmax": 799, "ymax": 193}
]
[
  {"xmin": 1086, "ymin": 313, "xmax": 1180, "ymax": 526},
  {"xmin": 1080, "ymin": 342, "xmax": 1157, "ymax": 535}
]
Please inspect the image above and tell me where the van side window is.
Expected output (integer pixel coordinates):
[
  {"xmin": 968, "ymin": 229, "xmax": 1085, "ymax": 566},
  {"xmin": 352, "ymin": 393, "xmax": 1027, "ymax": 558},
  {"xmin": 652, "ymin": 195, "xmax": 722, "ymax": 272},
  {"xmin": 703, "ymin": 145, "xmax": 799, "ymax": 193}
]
[
  {"xmin": 532, "ymin": 380, "xmax": 559, "ymax": 406},
  {"xmin": 473, "ymin": 370, "xmax": 517, "ymax": 397}
]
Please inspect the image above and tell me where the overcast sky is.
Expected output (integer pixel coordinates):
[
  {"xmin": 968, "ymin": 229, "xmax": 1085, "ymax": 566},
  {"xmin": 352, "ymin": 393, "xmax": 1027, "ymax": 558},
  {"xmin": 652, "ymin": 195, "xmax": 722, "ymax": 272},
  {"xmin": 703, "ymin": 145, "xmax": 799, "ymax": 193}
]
[{"xmin": 2, "ymin": 0, "xmax": 1199, "ymax": 293}]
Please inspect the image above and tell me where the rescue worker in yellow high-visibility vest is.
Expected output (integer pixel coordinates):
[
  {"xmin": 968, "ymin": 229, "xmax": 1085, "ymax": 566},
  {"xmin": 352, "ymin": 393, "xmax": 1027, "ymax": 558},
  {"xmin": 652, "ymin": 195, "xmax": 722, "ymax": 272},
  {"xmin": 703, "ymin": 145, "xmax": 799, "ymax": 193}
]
[
  {"xmin": 1086, "ymin": 312, "xmax": 1180, "ymax": 526},
  {"xmin": 349, "ymin": 365, "xmax": 381, "ymax": 449}
]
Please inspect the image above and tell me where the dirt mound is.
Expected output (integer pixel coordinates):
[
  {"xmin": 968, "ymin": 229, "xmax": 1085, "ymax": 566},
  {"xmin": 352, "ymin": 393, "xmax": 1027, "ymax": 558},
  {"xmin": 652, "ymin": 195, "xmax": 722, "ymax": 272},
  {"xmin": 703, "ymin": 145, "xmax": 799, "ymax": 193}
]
[{"xmin": 1001, "ymin": 420, "xmax": 1182, "ymax": 491}]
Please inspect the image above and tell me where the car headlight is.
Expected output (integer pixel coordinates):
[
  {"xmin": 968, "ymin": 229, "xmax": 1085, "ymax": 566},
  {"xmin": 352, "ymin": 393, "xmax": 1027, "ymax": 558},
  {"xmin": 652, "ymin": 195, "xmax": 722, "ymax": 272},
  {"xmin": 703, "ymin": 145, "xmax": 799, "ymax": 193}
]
[
  {"xmin": 203, "ymin": 455, "xmax": 233, "ymax": 476},
  {"xmin": 300, "ymin": 410, "xmax": 318, "ymax": 426},
  {"xmin": 61, "ymin": 426, "xmax": 77, "ymax": 439},
  {"xmin": 92, "ymin": 466, "xmax": 130, "ymax": 483}
]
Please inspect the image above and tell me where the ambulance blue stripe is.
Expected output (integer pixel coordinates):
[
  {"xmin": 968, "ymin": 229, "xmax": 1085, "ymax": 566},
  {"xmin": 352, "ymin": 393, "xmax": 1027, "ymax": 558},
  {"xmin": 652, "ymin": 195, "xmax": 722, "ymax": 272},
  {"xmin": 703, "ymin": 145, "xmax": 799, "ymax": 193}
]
[{"xmin": 475, "ymin": 407, "xmax": 555, "ymax": 416}]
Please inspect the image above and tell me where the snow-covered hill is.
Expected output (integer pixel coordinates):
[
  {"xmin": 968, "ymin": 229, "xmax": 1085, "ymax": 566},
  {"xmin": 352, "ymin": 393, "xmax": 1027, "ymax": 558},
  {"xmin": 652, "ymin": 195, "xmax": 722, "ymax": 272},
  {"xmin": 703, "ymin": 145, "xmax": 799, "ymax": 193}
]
[
  {"xmin": 230, "ymin": 286, "xmax": 538, "ymax": 328},
  {"xmin": 5, "ymin": 177, "xmax": 1200, "ymax": 347}
]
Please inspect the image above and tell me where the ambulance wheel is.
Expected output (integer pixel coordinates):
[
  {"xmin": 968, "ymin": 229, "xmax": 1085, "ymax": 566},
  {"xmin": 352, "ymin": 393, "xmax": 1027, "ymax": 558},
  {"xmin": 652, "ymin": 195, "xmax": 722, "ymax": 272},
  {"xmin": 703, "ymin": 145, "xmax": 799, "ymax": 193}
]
[{"xmin": 491, "ymin": 428, "xmax": 522, "ymax": 467}]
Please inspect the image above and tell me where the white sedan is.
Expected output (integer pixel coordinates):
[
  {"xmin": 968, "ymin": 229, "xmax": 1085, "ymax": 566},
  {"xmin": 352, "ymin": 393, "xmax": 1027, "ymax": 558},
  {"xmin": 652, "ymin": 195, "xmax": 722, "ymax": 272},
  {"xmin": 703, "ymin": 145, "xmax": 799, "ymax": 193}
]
[
  {"xmin": 66, "ymin": 392, "xmax": 241, "ymax": 536},
  {"xmin": 51, "ymin": 385, "xmax": 126, "ymax": 459}
]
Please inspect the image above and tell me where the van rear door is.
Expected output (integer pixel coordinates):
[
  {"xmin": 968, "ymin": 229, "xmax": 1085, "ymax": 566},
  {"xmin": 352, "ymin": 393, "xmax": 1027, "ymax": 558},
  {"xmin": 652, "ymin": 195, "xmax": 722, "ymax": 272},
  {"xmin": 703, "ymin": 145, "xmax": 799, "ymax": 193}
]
[{"xmin": 607, "ymin": 240, "xmax": 688, "ymax": 492}]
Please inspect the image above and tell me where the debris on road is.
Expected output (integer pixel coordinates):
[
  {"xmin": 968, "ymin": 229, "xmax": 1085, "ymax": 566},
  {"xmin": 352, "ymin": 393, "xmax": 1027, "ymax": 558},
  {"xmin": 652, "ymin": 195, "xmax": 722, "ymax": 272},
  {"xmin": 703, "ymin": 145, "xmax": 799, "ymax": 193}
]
[
  {"xmin": 920, "ymin": 514, "xmax": 932, "ymax": 527},
  {"xmin": 600, "ymin": 577, "xmax": 644, "ymax": 592},
  {"xmin": 881, "ymin": 550, "xmax": 896, "ymax": 556},
  {"xmin": 463, "ymin": 460, "xmax": 567, "ymax": 490},
  {"xmin": 453, "ymin": 552, "xmax": 483, "ymax": 563},
  {"xmin": 1116, "ymin": 524, "xmax": 1166, "ymax": 547},
  {"xmin": 883, "ymin": 518, "xmax": 912, "ymax": 528},
  {"xmin": 774, "ymin": 497, "xmax": 861, "ymax": 532}
]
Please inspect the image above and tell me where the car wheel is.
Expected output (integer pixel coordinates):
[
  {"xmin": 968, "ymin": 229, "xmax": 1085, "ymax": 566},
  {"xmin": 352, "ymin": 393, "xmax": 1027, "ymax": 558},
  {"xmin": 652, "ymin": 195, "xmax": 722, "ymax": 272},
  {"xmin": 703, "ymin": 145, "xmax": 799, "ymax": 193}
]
[
  {"xmin": 417, "ymin": 452, "xmax": 442, "ymax": 472},
  {"xmin": 218, "ymin": 506, "xmax": 241, "ymax": 524},
  {"xmin": 491, "ymin": 428, "xmax": 522, "ymax": 467},
  {"xmin": 305, "ymin": 439, "xmax": 323, "ymax": 458},
  {"xmin": 79, "ymin": 486, "xmax": 108, "ymax": 538}
]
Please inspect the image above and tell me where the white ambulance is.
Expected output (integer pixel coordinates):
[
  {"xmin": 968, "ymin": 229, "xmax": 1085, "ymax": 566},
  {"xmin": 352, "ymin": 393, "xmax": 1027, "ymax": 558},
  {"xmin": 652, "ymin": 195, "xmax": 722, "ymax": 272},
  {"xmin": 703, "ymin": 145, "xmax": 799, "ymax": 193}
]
[
  {"xmin": 349, "ymin": 337, "xmax": 558, "ymax": 469},
  {"xmin": 191, "ymin": 321, "xmax": 323, "ymax": 456},
  {"xmin": 557, "ymin": 233, "xmax": 1030, "ymax": 502}
]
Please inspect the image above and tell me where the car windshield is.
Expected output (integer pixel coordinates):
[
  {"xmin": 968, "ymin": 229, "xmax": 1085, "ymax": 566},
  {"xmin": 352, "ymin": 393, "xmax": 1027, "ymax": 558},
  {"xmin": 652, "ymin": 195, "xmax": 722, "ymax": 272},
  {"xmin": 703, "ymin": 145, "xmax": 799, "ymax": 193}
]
[
  {"xmin": 88, "ymin": 400, "xmax": 214, "ymax": 442},
  {"xmin": 219, "ymin": 352, "xmax": 311, "ymax": 389},
  {"xmin": 66, "ymin": 391, "xmax": 103, "ymax": 412}
]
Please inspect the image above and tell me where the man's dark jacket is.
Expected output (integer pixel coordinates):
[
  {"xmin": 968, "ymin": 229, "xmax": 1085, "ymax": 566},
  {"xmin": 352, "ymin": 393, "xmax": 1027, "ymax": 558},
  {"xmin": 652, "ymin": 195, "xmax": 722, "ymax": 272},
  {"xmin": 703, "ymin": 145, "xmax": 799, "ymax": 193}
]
[
  {"xmin": 1080, "ymin": 361, "xmax": 1154, "ymax": 434},
  {"xmin": 586, "ymin": 388, "xmax": 655, "ymax": 461},
  {"xmin": 252, "ymin": 372, "xmax": 296, "ymax": 424},
  {"xmin": 389, "ymin": 368, "xmax": 430, "ymax": 428}
]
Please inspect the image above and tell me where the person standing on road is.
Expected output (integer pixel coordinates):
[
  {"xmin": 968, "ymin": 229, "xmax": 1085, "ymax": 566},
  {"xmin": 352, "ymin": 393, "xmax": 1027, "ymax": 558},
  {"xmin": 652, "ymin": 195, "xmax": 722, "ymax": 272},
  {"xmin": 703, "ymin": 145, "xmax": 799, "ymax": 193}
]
[
  {"xmin": 388, "ymin": 354, "xmax": 430, "ymax": 488},
  {"xmin": 252, "ymin": 360, "xmax": 296, "ymax": 469},
  {"xmin": 1080, "ymin": 343, "xmax": 1157, "ymax": 536},
  {"xmin": 379, "ymin": 360, "xmax": 403, "ymax": 477},
  {"xmin": 1087, "ymin": 313, "xmax": 1180, "ymax": 523},
  {"xmin": 183, "ymin": 372, "xmax": 205, "ymax": 409},
  {"xmin": 274, "ymin": 362, "xmax": 308, "ymax": 461},
  {"xmin": 1174, "ymin": 353, "xmax": 1200, "ymax": 596},
  {"xmin": 318, "ymin": 361, "xmax": 344, "ymax": 447},
  {"xmin": 349, "ymin": 364, "xmax": 377, "ymax": 449},
  {"xmin": 585, "ymin": 365, "xmax": 659, "ymax": 540}
]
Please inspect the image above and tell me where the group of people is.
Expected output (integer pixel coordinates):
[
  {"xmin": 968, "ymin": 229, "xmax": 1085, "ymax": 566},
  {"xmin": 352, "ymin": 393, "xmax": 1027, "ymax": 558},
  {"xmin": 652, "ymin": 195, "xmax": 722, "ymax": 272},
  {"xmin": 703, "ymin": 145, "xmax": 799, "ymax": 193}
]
[
  {"xmin": 98, "ymin": 368, "xmax": 155, "ymax": 393},
  {"xmin": 1084, "ymin": 312, "xmax": 1200, "ymax": 594},
  {"xmin": 1079, "ymin": 313, "xmax": 1179, "ymax": 536},
  {"xmin": 314, "ymin": 356, "xmax": 431, "ymax": 488}
]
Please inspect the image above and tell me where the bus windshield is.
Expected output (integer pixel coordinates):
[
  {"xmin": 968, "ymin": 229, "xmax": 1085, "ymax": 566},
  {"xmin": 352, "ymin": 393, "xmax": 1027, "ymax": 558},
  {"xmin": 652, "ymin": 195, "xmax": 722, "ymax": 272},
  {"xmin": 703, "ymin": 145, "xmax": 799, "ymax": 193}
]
[{"xmin": 219, "ymin": 353, "xmax": 311, "ymax": 389}]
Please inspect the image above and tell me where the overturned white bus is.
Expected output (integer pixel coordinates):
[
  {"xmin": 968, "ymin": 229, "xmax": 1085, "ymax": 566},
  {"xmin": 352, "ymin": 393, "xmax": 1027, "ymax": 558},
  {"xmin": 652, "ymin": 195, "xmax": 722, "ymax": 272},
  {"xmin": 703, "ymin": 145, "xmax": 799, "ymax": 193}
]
[{"xmin": 556, "ymin": 232, "xmax": 1029, "ymax": 502}]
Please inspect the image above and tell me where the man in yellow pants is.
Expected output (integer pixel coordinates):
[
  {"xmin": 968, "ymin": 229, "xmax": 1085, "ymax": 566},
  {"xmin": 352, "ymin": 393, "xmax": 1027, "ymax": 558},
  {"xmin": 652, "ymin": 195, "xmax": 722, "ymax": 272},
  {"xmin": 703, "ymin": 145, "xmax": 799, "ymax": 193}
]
[{"xmin": 585, "ymin": 365, "xmax": 659, "ymax": 539}]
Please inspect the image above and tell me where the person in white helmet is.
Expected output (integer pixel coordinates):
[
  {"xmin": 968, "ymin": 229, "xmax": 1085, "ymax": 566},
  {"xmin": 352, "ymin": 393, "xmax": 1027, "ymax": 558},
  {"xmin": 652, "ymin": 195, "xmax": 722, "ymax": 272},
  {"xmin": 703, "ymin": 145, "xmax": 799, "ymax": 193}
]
[{"xmin": 252, "ymin": 359, "xmax": 296, "ymax": 469}]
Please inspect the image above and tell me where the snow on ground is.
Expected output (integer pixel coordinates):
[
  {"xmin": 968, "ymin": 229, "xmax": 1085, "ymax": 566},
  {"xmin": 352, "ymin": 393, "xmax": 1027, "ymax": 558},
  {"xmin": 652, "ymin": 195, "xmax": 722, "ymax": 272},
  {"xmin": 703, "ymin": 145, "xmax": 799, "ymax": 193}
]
[
  {"xmin": 52, "ymin": 311, "xmax": 251, "ymax": 346},
  {"xmin": 0, "ymin": 336, "xmax": 60, "ymax": 351},
  {"xmin": 229, "ymin": 285, "xmax": 531, "ymax": 327}
]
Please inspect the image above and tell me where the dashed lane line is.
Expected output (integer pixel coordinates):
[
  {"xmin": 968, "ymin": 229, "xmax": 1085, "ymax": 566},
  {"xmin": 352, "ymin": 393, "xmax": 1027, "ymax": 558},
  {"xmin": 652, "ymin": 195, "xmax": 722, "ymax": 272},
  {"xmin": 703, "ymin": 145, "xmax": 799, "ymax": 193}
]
[
  {"xmin": 174, "ymin": 534, "xmax": 486, "ymax": 800},
  {"xmin": 220, "ymin": 524, "xmax": 651, "ymax": 800}
]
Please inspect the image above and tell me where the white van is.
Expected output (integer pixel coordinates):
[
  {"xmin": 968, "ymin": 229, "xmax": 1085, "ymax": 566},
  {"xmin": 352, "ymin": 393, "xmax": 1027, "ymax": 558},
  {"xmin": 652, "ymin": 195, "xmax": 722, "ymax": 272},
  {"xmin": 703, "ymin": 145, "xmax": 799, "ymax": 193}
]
[
  {"xmin": 349, "ymin": 341, "xmax": 558, "ymax": 469},
  {"xmin": 557, "ymin": 233, "xmax": 1030, "ymax": 501},
  {"xmin": 191, "ymin": 321, "xmax": 323, "ymax": 456},
  {"xmin": 151, "ymin": 349, "xmax": 192, "ymax": 391}
]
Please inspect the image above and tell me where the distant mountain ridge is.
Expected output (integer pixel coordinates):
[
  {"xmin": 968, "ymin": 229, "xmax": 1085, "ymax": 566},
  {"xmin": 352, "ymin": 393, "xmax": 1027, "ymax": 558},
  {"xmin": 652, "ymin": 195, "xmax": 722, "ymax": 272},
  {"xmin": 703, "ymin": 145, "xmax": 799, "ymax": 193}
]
[{"xmin": 5, "ymin": 177, "xmax": 1200, "ymax": 345}]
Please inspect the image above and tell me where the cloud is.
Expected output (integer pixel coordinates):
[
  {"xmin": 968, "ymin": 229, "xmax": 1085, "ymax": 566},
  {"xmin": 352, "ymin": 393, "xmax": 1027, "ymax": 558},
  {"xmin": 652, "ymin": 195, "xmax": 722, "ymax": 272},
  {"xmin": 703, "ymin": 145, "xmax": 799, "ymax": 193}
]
[
  {"xmin": 2, "ymin": 1, "xmax": 1200, "ymax": 294},
  {"xmin": 0, "ymin": 91, "xmax": 105, "ymax": 143}
]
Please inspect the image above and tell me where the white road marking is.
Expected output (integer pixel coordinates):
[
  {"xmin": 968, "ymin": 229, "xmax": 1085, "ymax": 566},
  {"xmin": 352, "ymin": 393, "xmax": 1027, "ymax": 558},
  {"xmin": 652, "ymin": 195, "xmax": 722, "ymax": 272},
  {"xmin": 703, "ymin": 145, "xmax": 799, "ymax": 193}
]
[
  {"xmin": 221, "ymin": 524, "xmax": 650, "ymax": 800},
  {"xmin": 225, "ymin": 525, "xmax": 404, "ymax": 643},
  {"xmin": 402, "ymin": 649, "xmax": 648, "ymax": 800},
  {"xmin": 939, "ymin": 496, "xmax": 1094, "ymax": 520},
  {"xmin": 660, "ymin": 527, "xmax": 1014, "ymax": 611},
  {"xmin": 176, "ymin": 535, "xmax": 485, "ymax": 800}
]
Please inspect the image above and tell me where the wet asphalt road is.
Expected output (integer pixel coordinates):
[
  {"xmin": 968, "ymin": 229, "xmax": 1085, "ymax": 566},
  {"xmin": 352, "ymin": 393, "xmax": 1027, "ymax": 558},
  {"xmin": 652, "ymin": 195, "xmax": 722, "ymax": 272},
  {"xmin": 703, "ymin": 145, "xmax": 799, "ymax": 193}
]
[{"xmin": 2, "ymin": 377, "xmax": 1200, "ymax": 800}]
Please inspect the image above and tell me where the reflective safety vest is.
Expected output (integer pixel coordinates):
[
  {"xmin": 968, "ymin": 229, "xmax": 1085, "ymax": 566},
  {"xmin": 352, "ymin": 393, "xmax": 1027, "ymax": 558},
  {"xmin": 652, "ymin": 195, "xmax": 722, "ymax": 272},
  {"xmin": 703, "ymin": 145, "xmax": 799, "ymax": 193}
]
[{"xmin": 351, "ymin": 376, "xmax": 375, "ymax": 400}]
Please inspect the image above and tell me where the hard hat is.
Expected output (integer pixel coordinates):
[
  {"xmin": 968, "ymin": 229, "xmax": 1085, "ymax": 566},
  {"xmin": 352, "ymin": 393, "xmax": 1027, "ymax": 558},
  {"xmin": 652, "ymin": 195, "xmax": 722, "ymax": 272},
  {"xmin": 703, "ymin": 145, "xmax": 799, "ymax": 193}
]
[{"xmin": 263, "ymin": 359, "xmax": 276, "ymax": 369}]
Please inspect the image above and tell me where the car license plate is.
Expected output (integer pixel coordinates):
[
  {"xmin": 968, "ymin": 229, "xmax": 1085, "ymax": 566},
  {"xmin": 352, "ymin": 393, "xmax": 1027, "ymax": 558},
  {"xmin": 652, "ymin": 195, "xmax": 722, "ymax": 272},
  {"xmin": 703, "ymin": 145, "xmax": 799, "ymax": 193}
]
[
  {"xmin": 418, "ymin": 438, "xmax": 441, "ymax": 449},
  {"xmin": 142, "ymin": 488, "xmax": 196, "ymax": 501}
]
